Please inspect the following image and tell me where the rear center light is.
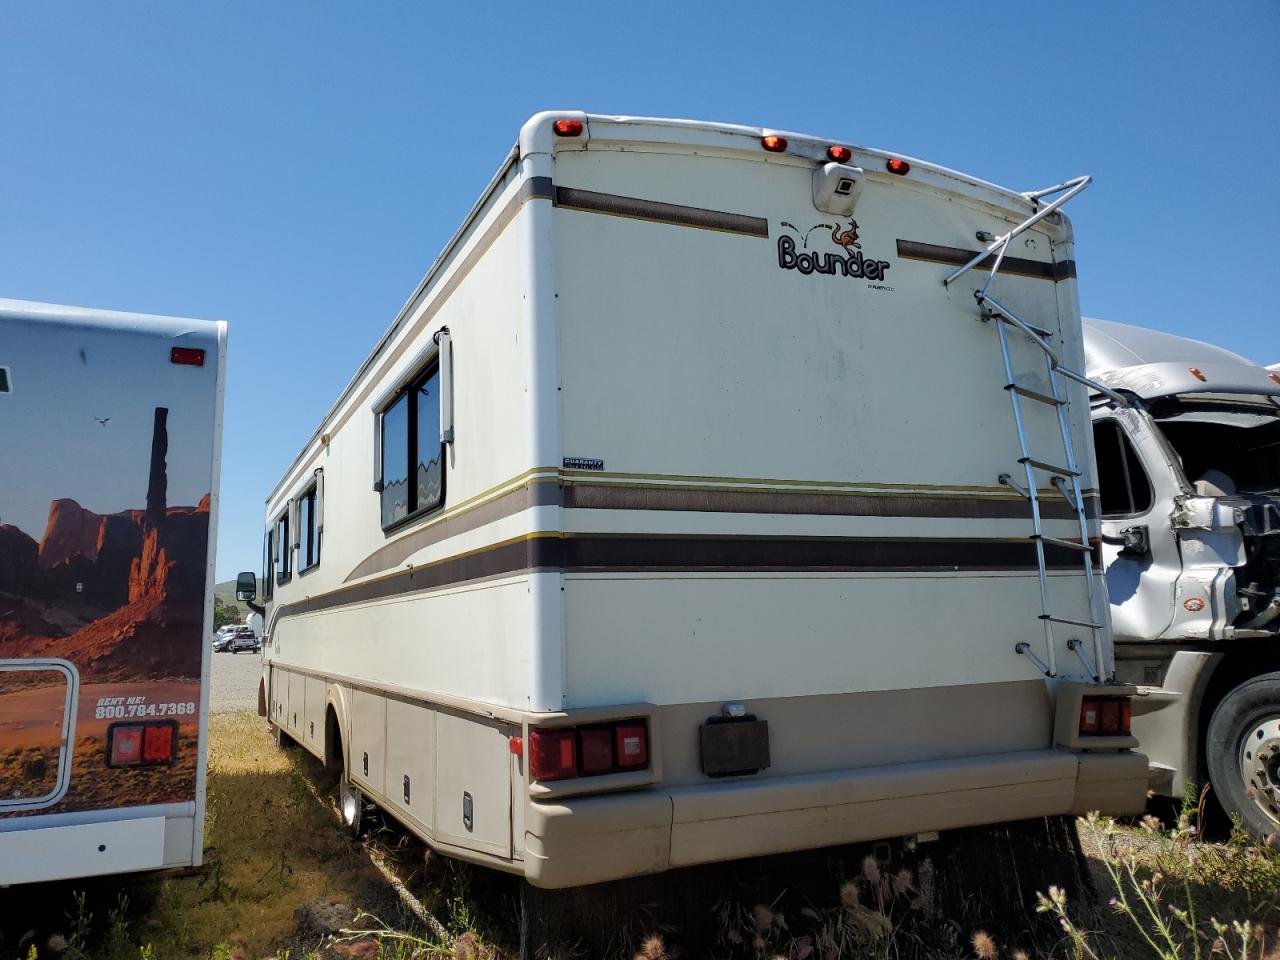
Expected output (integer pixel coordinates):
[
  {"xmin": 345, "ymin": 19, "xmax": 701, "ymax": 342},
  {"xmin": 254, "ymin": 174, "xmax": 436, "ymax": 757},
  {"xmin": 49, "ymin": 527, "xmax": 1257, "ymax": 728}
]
[
  {"xmin": 527, "ymin": 719, "xmax": 650, "ymax": 781},
  {"xmin": 170, "ymin": 347, "xmax": 205, "ymax": 367},
  {"xmin": 826, "ymin": 145, "xmax": 852, "ymax": 163},
  {"xmin": 107, "ymin": 720, "xmax": 179, "ymax": 767},
  {"xmin": 553, "ymin": 118, "xmax": 583, "ymax": 137},
  {"xmin": 885, "ymin": 158, "xmax": 911, "ymax": 175},
  {"xmin": 761, "ymin": 135, "xmax": 788, "ymax": 153},
  {"xmin": 1079, "ymin": 696, "xmax": 1132, "ymax": 737}
]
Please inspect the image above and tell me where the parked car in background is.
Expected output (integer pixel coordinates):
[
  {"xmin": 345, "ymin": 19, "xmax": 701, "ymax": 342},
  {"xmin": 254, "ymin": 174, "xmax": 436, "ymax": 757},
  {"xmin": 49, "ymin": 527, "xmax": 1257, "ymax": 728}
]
[
  {"xmin": 212, "ymin": 630, "xmax": 235, "ymax": 653},
  {"xmin": 229, "ymin": 627, "xmax": 259, "ymax": 654}
]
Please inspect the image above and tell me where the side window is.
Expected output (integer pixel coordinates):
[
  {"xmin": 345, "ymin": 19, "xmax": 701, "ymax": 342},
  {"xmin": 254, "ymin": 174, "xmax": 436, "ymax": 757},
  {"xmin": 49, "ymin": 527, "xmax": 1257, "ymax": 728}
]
[
  {"xmin": 1093, "ymin": 419, "xmax": 1153, "ymax": 517},
  {"xmin": 275, "ymin": 512, "xmax": 291, "ymax": 583},
  {"xmin": 298, "ymin": 484, "xmax": 320, "ymax": 572},
  {"xmin": 262, "ymin": 529, "xmax": 274, "ymax": 600},
  {"xmin": 379, "ymin": 363, "xmax": 445, "ymax": 529}
]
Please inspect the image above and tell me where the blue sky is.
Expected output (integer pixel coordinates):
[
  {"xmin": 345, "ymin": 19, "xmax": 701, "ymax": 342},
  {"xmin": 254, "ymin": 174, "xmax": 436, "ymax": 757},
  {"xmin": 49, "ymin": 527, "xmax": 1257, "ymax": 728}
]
[{"xmin": 1, "ymin": 3, "xmax": 1276, "ymax": 580}]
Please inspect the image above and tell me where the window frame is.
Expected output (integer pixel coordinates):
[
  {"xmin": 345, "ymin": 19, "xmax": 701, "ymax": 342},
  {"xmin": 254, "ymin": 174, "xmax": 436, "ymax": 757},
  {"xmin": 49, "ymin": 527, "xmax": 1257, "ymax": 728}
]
[
  {"xmin": 1093, "ymin": 417, "xmax": 1154, "ymax": 519},
  {"xmin": 297, "ymin": 483, "xmax": 321, "ymax": 574},
  {"xmin": 274, "ymin": 510, "xmax": 292, "ymax": 585},
  {"xmin": 377, "ymin": 360, "xmax": 446, "ymax": 534},
  {"xmin": 262, "ymin": 528, "xmax": 274, "ymax": 601}
]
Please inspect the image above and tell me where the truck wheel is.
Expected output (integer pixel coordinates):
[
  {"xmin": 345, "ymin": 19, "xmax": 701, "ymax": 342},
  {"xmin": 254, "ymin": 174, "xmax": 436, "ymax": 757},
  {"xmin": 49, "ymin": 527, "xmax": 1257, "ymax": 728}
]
[{"xmin": 1207, "ymin": 673, "xmax": 1280, "ymax": 839}]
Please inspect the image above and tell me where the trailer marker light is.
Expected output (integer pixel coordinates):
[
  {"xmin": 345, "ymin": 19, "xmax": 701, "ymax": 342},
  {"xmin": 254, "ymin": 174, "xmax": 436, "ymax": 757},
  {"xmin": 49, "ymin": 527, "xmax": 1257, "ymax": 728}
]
[
  {"xmin": 826, "ymin": 145, "xmax": 852, "ymax": 163},
  {"xmin": 615, "ymin": 723, "xmax": 649, "ymax": 769},
  {"xmin": 142, "ymin": 723, "xmax": 174, "ymax": 763},
  {"xmin": 1079, "ymin": 696, "xmax": 1132, "ymax": 737},
  {"xmin": 1188, "ymin": 367, "xmax": 1206, "ymax": 382},
  {"xmin": 109, "ymin": 725, "xmax": 143, "ymax": 765},
  {"xmin": 885, "ymin": 158, "xmax": 911, "ymax": 175},
  {"xmin": 761, "ymin": 135, "xmax": 788, "ymax": 153},
  {"xmin": 553, "ymin": 119, "xmax": 583, "ymax": 137},
  {"xmin": 509, "ymin": 736, "xmax": 524, "ymax": 756},
  {"xmin": 170, "ymin": 347, "xmax": 205, "ymax": 367},
  {"xmin": 528, "ymin": 728, "xmax": 576, "ymax": 781},
  {"xmin": 578, "ymin": 727, "xmax": 614, "ymax": 775}
]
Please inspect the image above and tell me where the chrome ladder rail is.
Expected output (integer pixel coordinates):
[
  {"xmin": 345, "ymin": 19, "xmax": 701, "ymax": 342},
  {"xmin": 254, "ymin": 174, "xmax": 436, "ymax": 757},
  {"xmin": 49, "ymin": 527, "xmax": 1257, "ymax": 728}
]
[{"xmin": 948, "ymin": 176, "xmax": 1124, "ymax": 682}]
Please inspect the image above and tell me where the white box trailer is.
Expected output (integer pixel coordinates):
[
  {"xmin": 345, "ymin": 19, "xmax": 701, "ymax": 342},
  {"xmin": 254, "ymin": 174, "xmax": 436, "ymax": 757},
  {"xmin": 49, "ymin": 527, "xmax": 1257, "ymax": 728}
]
[
  {"xmin": 0, "ymin": 300, "xmax": 225, "ymax": 885},
  {"xmin": 246, "ymin": 112, "xmax": 1146, "ymax": 889}
]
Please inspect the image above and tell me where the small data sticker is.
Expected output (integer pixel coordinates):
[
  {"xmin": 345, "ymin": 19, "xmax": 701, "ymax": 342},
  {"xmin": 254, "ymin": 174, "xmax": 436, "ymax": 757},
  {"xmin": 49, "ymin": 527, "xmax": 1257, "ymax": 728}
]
[{"xmin": 563, "ymin": 457, "xmax": 604, "ymax": 471}]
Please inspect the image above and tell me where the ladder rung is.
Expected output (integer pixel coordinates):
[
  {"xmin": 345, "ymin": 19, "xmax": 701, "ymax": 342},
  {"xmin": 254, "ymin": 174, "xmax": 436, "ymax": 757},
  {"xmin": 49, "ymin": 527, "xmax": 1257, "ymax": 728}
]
[
  {"xmin": 1039, "ymin": 614, "xmax": 1104, "ymax": 630},
  {"xmin": 1032, "ymin": 534, "xmax": 1091, "ymax": 553},
  {"xmin": 1005, "ymin": 383, "xmax": 1064, "ymax": 406},
  {"xmin": 1018, "ymin": 457, "xmax": 1080, "ymax": 478}
]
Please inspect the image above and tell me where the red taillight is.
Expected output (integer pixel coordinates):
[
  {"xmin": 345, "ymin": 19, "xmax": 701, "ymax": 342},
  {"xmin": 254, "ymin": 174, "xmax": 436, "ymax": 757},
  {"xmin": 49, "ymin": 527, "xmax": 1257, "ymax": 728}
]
[
  {"xmin": 553, "ymin": 118, "xmax": 583, "ymax": 137},
  {"xmin": 529, "ymin": 728, "xmax": 576, "ymax": 781},
  {"xmin": 615, "ymin": 723, "xmax": 648, "ymax": 769},
  {"xmin": 826, "ymin": 145, "xmax": 852, "ymax": 163},
  {"xmin": 761, "ymin": 135, "xmax": 788, "ymax": 153},
  {"xmin": 170, "ymin": 347, "xmax": 205, "ymax": 367},
  {"xmin": 527, "ymin": 719, "xmax": 650, "ymax": 780},
  {"xmin": 578, "ymin": 727, "xmax": 614, "ymax": 774},
  {"xmin": 885, "ymin": 158, "xmax": 910, "ymax": 176},
  {"xmin": 1079, "ymin": 697, "xmax": 1131, "ymax": 737},
  {"xmin": 107, "ymin": 721, "xmax": 177, "ymax": 767}
]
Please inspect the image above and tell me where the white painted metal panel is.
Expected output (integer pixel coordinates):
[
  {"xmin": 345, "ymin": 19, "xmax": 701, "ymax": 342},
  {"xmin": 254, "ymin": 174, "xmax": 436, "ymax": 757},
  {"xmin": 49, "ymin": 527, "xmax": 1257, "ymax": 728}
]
[{"xmin": 0, "ymin": 816, "xmax": 166, "ymax": 884}]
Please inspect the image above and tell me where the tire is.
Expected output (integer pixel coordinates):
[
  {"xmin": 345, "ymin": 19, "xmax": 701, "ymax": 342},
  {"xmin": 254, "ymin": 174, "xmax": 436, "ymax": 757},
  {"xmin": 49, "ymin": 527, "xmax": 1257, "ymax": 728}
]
[{"xmin": 1207, "ymin": 672, "xmax": 1280, "ymax": 840}]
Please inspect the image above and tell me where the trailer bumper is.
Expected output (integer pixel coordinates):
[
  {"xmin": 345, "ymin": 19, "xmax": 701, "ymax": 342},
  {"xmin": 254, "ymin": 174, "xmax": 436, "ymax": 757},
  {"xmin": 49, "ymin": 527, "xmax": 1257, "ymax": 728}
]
[{"xmin": 522, "ymin": 747, "xmax": 1146, "ymax": 888}]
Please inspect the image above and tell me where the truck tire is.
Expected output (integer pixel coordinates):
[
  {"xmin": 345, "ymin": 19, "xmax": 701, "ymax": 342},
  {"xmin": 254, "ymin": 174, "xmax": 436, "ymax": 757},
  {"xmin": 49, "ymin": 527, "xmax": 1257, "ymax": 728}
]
[
  {"xmin": 338, "ymin": 756, "xmax": 365, "ymax": 837},
  {"xmin": 1207, "ymin": 673, "xmax": 1280, "ymax": 840}
]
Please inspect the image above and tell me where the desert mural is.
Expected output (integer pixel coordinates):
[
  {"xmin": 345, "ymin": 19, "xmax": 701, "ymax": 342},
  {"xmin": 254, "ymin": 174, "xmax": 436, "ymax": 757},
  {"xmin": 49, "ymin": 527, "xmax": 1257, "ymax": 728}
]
[{"xmin": 1, "ymin": 402, "xmax": 211, "ymax": 817}]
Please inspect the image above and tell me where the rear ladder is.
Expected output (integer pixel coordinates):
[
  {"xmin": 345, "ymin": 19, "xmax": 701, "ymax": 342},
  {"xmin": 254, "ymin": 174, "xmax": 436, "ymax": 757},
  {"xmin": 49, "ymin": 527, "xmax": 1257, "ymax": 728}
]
[{"xmin": 944, "ymin": 177, "xmax": 1125, "ymax": 682}]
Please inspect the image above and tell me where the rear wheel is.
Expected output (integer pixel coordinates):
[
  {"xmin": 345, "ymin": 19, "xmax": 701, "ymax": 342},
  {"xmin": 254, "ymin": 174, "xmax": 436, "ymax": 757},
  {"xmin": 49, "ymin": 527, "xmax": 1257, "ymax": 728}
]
[{"xmin": 1206, "ymin": 673, "xmax": 1280, "ymax": 839}]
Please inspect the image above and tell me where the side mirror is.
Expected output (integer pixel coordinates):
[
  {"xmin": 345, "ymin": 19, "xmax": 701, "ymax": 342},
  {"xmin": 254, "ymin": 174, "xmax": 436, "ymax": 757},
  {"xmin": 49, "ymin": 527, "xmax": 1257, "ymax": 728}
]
[{"xmin": 235, "ymin": 571, "xmax": 257, "ymax": 602}]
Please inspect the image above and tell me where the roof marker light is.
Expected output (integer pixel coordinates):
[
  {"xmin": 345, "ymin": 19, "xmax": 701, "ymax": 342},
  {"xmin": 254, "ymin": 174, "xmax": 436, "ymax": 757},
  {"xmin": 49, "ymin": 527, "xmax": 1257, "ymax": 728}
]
[
  {"xmin": 553, "ymin": 118, "xmax": 583, "ymax": 137},
  {"xmin": 170, "ymin": 347, "xmax": 205, "ymax": 367},
  {"xmin": 886, "ymin": 158, "xmax": 910, "ymax": 176},
  {"xmin": 761, "ymin": 135, "xmax": 788, "ymax": 153},
  {"xmin": 1189, "ymin": 367, "xmax": 1207, "ymax": 382},
  {"xmin": 1269, "ymin": 372, "xmax": 1280, "ymax": 386},
  {"xmin": 827, "ymin": 145, "xmax": 852, "ymax": 163}
]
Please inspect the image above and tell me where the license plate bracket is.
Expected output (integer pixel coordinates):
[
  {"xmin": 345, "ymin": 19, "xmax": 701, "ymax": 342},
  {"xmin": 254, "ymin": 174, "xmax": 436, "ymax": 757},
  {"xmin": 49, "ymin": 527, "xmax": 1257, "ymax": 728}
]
[{"xmin": 699, "ymin": 716, "xmax": 770, "ymax": 778}]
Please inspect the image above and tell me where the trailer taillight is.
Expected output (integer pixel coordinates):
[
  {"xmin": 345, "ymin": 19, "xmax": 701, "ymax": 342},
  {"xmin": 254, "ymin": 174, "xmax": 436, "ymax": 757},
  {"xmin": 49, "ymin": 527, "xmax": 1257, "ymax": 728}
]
[
  {"xmin": 107, "ymin": 720, "xmax": 179, "ymax": 767},
  {"xmin": 528, "ymin": 728, "xmax": 576, "ymax": 780},
  {"xmin": 527, "ymin": 719, "xmax": 650, "ymax": 781},
  {"xmin": 1079, "ymin": 696, "xmax": 1131, "ymax": 737},
  {"xmin": 553, "ymin": 118, "xmax": 583, "ymax": 137},
  {"xmin": 826, "ymin": 145, "xmax": 852, "ymax": 163},
  {"xmin": 170, "ymin": 347, "xmax": 205, "ymax": 366},
  {"xmin": 885, "ymin": 158, "xmax": 911, "ymax": 175},
  {"xmin": 761, "ymin": 135, "xmax": 788, "ymax": 153}
]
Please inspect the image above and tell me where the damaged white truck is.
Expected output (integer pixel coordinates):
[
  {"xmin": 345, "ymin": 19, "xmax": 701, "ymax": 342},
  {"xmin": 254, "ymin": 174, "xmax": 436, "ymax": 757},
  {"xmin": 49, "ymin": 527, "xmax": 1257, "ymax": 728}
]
[{"xmin": 1083, "ymin": 318, "xmax": 1280, "ymax": 835}]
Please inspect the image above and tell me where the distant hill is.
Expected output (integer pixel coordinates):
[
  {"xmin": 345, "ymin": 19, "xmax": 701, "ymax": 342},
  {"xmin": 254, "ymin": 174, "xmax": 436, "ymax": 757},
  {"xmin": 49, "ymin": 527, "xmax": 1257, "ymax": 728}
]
[{"xmin": 214, "ymin": 577, "xmax": 260, "ymax": 620}]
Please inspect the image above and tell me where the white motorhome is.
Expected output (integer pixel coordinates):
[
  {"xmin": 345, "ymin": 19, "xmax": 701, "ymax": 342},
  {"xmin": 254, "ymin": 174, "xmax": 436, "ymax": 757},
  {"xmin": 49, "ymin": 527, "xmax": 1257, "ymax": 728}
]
[
  {"xmin": 0, "ymin": 299, "xmax": 225, "ymax": 884},
  {"xmin": 245, "ymin": 112, "xmax": 1145, "ymax": 890},
  {"xmin": 1082, "ymin": 318, "xmax": 1280, "ymax": 835}
]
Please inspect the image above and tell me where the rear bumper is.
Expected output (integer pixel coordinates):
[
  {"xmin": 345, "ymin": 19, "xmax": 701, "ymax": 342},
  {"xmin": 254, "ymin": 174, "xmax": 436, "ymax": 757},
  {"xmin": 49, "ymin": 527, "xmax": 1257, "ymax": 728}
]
[
  {"xmin": 0, "ymin": 814, "xmax": 198, "ymax": 885},
  {"xmin": 523, "ymin": 748, "xmax": 1146, "ymax": 888}
]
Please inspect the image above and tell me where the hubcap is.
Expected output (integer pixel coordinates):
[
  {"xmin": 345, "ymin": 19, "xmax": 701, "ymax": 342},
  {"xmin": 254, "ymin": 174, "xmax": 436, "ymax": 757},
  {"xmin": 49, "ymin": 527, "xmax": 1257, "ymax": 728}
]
[
  {"xmin": 1239, "ymin": 716, "xmax": 1280, "ymax": 826},
  {"xmin": 340, "ymin": 780, "xmax": 360, "ymax": 827}
]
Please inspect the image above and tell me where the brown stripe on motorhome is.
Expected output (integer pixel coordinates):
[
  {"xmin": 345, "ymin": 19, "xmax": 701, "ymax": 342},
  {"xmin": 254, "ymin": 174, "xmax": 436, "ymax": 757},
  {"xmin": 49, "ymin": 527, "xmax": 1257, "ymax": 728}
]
[
  {"xmin": 553, "ymin": 186, "xmax": 769, "ymax": 238},
  {"xmin": 345, "ymin": 479, "xmax": 1101, "ymax": 581},
  {"xmin": 895, "ymin": 239, "xmax": 1077, "ymax": 281},
  {"xmin": 281, "ymin": 532, "xmax": 1097, "ymax": 629}
]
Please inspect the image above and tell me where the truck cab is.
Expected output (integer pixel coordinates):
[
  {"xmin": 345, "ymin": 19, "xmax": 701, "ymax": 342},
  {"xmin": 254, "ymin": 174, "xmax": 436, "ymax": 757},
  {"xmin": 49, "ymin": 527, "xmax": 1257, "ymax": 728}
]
[{"xmin": 1083, "ymin": 317, "xmax": 1280, "ymax": 833}]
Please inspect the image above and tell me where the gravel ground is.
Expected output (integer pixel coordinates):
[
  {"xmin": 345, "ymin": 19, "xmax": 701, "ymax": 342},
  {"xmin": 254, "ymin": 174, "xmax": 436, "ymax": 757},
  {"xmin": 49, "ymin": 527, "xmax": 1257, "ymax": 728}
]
[{"xmin": 208, "ymin": 649, "xmax": 262, "ymax": 713}]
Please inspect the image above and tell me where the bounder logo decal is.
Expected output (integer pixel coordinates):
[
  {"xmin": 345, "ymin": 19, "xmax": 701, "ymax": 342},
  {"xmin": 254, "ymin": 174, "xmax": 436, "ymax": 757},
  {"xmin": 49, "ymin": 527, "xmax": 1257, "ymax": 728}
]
[{"xmin": 777, "ymin": 219, "xmax": 892, "ymax": 281}]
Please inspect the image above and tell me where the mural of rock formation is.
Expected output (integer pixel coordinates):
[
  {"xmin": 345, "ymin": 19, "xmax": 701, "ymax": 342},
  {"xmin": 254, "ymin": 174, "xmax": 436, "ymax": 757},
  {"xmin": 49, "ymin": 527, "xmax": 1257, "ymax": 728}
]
[{"xmin": 0, "ymin": 405, "xmax": 209, "ymax": 681}]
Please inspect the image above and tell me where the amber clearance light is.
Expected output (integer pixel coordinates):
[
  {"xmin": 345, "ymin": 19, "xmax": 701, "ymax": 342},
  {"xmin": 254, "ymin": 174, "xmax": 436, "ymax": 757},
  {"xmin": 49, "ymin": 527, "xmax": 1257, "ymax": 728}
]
[
  {"xmin": 553, "ymin": 118, "xmax": 584, "ymax": 137},
  {"xmin": 886, "ymin": 158, "xmax": 911, "ymax": 175},
  {"xmin": 826, "ymin": 145, "xmax": 852, "ymax": 163},
  {"xmin": 761, "ymin": 135, "xmax": 788, "ymax": 153}
]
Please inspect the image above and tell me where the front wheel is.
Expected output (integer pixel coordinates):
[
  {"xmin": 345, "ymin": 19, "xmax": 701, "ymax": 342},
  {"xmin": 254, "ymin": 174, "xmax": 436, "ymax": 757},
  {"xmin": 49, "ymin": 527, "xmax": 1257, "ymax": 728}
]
[
  {"xmin": 338, "ymin": 770, "xmax": 365, "ymax": 837},
  {"xmin": 1207, "ymin": 673, "xmax": 1280, "ymax": 839}
]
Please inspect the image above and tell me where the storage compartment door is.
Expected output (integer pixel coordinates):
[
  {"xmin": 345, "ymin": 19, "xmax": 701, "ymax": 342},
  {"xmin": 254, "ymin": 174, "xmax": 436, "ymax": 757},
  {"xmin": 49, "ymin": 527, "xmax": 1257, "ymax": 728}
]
[{"xmin": 0, "ymin": 659, "xmax": 78, "ymax": 812}]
